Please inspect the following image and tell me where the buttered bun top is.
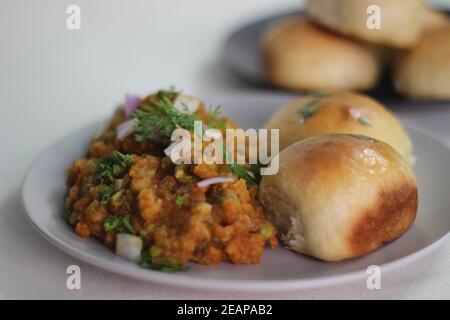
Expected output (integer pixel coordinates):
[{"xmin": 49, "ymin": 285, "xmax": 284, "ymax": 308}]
[
  {"xmin": 394, "ymin": 25, "xmax": 450, "ymax": 100},
  {"xmin": 264, "ymin": 91, "xmax": 414, "ymax": 165},
  {"xmin": 262, "ymin": 17, "xmax": 381, "ymax": 91},
  {"xmin": 258, "ymin": 134, "xmax": 418, "ymax": 261},
  {"xmin": 306, "ymin": 0, "xmax": 426, "ymax": 48}
]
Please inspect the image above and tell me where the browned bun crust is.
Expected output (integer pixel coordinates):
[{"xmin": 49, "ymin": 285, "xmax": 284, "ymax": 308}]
[
  {"xmin": 258, "ymin": 134, "xmax": 418, "ymax": 261},
  {"xmin": 306, "ymin": 0, "xmax": 426, "ymax": 48},
  {"xmin": 262, "ymin": 17, "xmax": 381, "ymax": 91},
  {"xmin": 264, "ymin": 91, "xmax": 414, "ymax": 165}
]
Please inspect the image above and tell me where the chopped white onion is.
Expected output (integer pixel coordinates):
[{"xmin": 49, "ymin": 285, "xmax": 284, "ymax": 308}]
[
  {"xmin": 164, "ymin": 138, "xmax": 182, "ymax": 157},
  {"xmin": 115, "ymin": 233, "xmax": 143, "ymax": 263},
  {"xmin": 349, "ymin": 108, "xmax": 363, "ymax": 120},
  {"xmin": 123, "ymin": 94, "xmax": 141, "ymax": 118},
  {"xmin": 173, "ymin": 94, "xmax": 201, "ymax": 113},
  {"xmin": 116, "ymin": 119, "xmax": 135, "ymax": 140},
  {"xmin": 197, "ymin": 176, "xmax": 235, "ymax": 188}
]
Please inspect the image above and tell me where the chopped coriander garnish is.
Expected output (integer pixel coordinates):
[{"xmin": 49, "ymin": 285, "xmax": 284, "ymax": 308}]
[
  {"xmin": 95, "ymin": 151, "xmax": 133, "ymax": 184},
  {"xmin": 208, "ymin": 105, "xmax": 222, "ymax": 118},
  {"xmin": 206, "ymin": 105, "xmax": 227, "ymax": 130},
  {"xmin": 104, "ymin": 216, "xmax": 121, "ymax": 232},
  {"xmin": 228, "ymin": 162, "xmax": 260, "ymax": 185},
  {"xmin": 358, "ymin": 117, "xmax": 370, "ymax": 126},
  {"xmin": 156, "ymin": 86, "xmax": 177, "ymax": 99},
  {"xmin": 99, "ymin": 185, "xmax": 114, "ymax": 205},
  {"xmin": 175, "ymin": 195, "xmax": 185, "ymax": 206},
  {"xmin": 151, "ymin": 258, "xmax": 187, "ymax": 272},
  {"xmin": 299, "ymin": 104, "xmax": 317, "ymax": 123},
  {"xmin": 133, "ymin": 94, "xmax": 199, "ymax": 144},
  {"xmin": 299, "ymin": 92, "xmax": 331, "ymax": 124},
  {"xmin": 222, "ymin": 145, "xmax": 262, "ymax": 185},
  {"xmin": 121, "ymin": 217, "xmax": 135, "ymax": 234},
  {"xmin": 309, "ymin": 92, "xmax": 331, "ymax": 99},
  {"xmin": 152, "ymin": 264, "xmax": 187, "ymax": 272},
  {"xmin": 140, "ymin": 250, "xmax": 187, "ymax": 272},
  {"xmin": 103, "ymin": 216, "xmax": 135, "ymax": 234}
]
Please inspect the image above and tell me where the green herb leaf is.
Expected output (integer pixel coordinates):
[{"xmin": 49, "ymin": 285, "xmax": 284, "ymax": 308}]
[
  {"xmin": 206, "ymin": 105, "xmax": 227, "ymax": 130},
  {"xmin": 121, "ymin": 217, "xmax": 135, "ymax": 234},
  {"xmin": 358, "ymin": 117, "xmax": 370, "ymax": 126},
  {"xmin": 299, "ymin": 104, "xmax": 317, "ymax": 123},
  {"xmin": 152, "ymin": 265, "xmax": 188, "ymax": 272},
  {"xmin": 175, "ymin": 195, "xmax": 185, "ymax": 206},
  {"xmin": 309, "ymin": 92, "xmax": 331, "ymax": 99},
  {"xmin": 99, "ymin": 185, "xmax": 114, "ymax": 205},
  {"xmin": 222, "ymin": 145, "xmax": 262, "ymax": 185},
  {"xmin": 151, "ymin": 258, "xmax": 187, "ymax": 272},
  {"xmin": 140, "ymin": 250, "xmax": 187, "ymax": 272},
  {"xmin": 95, "ymin": 151, "xmax": 133, "ymax": 184},
  {"xmin": 133, "ymin": 93, "xmax": 199, "ymax": 144},
  {"xmin": 208, "ymin": 105, "xmax": 222, "ymax": 118},
  {"xmin": 299, "ymin": 92, "xmax": 331, "ymax": 123},
  {"xmin": 103, "ymin": 216, "xmax": 135, "ymax": 234},
  {"xmin": 103, "ymin": 216, "xmax": 121, "ymax": 232},
  {"xmin": 156, "ymin": 86, "xmax": 177, "ymax": 99}
]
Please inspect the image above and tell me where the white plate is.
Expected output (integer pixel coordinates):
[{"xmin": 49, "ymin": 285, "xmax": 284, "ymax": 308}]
[{"xmin": 22, "ymin": 92, "xmax": 450, "ymax": 291}]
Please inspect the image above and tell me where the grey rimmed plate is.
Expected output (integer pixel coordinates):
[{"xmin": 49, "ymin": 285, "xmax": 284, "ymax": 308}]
[{"xmin": 22, "ymin": 92, "xmax": 450, "ymax": 291}]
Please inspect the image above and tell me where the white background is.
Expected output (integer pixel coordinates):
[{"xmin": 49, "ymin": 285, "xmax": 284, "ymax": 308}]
[{"xmin": 0, "ymin": 0, "xmax": 449, "ymax": 299}]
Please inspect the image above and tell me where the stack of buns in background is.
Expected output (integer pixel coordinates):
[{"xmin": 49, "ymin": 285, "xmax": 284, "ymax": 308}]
[{"xmin": 262, "ymin": 0, "xmax": 449, "ymax": 100}]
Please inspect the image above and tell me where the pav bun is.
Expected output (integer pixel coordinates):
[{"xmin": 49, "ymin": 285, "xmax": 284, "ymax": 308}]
[
  {"xmin": 262, "ymin": 17, "xmax": 381, "ymax": 91},
  {"xmin": 306, "ymin": 0, "xmax": 426, "ymax": 48},
  {"xmin": 422, "ymin": 9, "xmax": 448, "ymax": 34},
  {"xmin": 258, "ymin": 134, "xmax": 418, "ymax": 261},
  {"xmin": 264, "ymin": 91, "xmax": 414, "ymax": 165},
  {"xmin": 394, "ymin": 25, "xmax": 450, "ymax": 100}
]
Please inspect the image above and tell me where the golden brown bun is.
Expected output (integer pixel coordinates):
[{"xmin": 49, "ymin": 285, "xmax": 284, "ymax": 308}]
[
  {"xmin": 259, "ymin": 134, "xmax": 418, "ymax": 262},
  {"xmin": 262, "ymin": 17, "xmax": 381, "ymax": 91},
  {"xmin": 306, "ymin": 0, "xmax": 426, "ymax": 48},
  {"xmin": 394, "ymin": 25, "xmax": 450, "ymax": 100},
  {"xmin": 422, "ymin": 9, "xmax": 448, "ymax": 34},
  {"xmin": 264, "ymin": 91, "xmax": 414, "ymax": 165}
]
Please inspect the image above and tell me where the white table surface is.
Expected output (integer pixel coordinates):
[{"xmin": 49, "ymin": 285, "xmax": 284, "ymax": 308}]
[{"xmin": 1, "ymin": 0, "xmax": 449, "ymax": 299}]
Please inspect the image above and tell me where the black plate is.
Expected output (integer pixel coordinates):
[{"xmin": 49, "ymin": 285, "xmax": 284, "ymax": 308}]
[{"xmin": 223, "ymin": 10, "xmax": 450, "ymax": 108}]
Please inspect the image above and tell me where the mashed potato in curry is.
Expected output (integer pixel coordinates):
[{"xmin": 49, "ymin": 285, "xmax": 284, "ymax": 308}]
[{"xmin": 65, "ymin": 89, "xmax": 277, "ymax": 270}]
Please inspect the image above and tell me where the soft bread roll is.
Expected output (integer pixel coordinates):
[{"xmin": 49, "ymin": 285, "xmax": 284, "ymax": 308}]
[
  {"xmin": 394, "ymin": 25, "xmax": 450, "ymax": 100},
  {"xmin": 258, "ymin": 134, "xmax": 418, "ymax": 261},
  {"xmin": 264, "ymin": 91, "xmax": 414, "ymax": 165},
  {"xmin": 306, "ymin": 0, "xmax": 426, "ymax": 48},
  {"xmin": 422, "ymin": 9, "xmax": 448, "ymax": 34},
  {"xmin": 262, "ymin": 17, "xmax": 381, "ymax": 91}
]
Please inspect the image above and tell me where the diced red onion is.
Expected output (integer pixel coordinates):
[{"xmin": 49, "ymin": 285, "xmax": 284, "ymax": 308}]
[
  {"xmin": 197, "ymin": 177, "xmax": 235, "ymax": 188},
  {"xmin": 116, "ymin": 119, "xmax": 135, "ymax": 140},
  {"xmin": 173, "ymin": 94, "xmax": 201, "ymax": 113},
  {"xmin": 124, "ymin": 94, "xmax": 141, "ymax": 118}
]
